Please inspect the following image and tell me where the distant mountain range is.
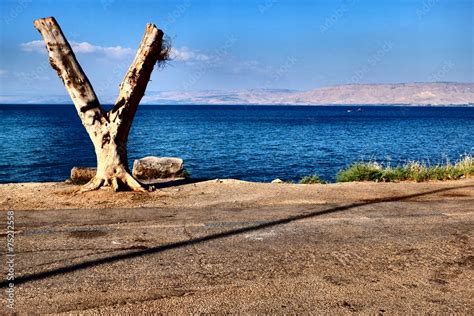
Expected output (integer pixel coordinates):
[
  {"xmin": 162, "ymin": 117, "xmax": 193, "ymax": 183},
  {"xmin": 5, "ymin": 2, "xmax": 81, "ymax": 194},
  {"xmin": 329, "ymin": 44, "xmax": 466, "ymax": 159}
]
[
  {"xmin": 291, "ymin": 83, "xmax": 474, "ymax": 106},
  {"xmin": 2, "ymin": 82, "xmax": 473, "ymax": 106},
  {"xmin": 143, "ymin": 83, "xmax": 473, "ymax": 106}
]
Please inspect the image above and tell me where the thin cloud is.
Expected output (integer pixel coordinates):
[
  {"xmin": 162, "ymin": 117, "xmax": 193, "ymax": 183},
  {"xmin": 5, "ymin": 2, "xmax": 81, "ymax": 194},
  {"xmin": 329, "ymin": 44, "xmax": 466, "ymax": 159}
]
[
  {"xmin": 21, "ymin": 40, "xmax": 211, "ymax": 63},
  {"xmin": 20, "ymin": 40, "xmax": 134, "ymax": 59},
  {"xmin": 19, "ymin": 40, "xmax": 44, "ymax": 52},
  {"xmin": 170, "ymin": 47, "xmax": 210, "ymax": 63},
  {"xmin": 0, "ymin": 69, "xmax": 7, "ymax": 76}
]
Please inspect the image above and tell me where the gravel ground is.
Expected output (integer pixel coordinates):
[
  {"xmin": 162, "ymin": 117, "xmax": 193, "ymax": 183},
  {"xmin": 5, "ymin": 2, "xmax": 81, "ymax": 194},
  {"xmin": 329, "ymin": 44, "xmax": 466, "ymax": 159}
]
[{"xmin": 0, "ymin": 179, "xmax": 473, "ymax": 313}]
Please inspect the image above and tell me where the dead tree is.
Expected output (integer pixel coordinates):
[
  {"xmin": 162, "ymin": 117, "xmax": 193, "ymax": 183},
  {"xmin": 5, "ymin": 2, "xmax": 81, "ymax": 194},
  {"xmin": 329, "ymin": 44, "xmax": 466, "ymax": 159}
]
[{"xmin": 34, "ymin": 17, "xmax": 169, "ymax": 192}]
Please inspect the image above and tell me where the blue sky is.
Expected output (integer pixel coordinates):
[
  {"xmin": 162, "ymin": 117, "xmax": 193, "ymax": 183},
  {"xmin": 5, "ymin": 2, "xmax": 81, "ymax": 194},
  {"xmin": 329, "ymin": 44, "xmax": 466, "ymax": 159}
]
[{"xmin": 0, "ymin": 0, "xmax": 472, "ymax": 101}]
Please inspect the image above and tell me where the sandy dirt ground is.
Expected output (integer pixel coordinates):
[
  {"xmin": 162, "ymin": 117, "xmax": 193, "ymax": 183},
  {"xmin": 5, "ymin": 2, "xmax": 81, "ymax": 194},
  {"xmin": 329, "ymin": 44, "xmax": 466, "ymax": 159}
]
[{"xmin": 0, "ymin": 179, "xmax": 473, "ymax": 314}]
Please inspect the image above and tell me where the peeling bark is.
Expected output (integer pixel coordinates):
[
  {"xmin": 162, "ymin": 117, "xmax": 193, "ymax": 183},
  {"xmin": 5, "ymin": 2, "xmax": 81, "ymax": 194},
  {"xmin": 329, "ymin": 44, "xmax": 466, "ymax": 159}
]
[{"xmin": 34, "ymin": 17, "xmax": 167, "ymax": 192}]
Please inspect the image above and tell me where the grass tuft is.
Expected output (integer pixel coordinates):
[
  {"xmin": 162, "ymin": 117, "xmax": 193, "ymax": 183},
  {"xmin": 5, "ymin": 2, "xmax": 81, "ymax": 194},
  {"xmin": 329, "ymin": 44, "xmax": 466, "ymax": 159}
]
[
  {"xmin": 300, "ymin": 174, "xmax": 326, "ymax": 184},
  {"xmin": 336, "ymin": 154, "xmax": 474, "ymax": 183},
  {"xmin": 180, "ymin": 169, "xmax": 190, "ymax": 179}
]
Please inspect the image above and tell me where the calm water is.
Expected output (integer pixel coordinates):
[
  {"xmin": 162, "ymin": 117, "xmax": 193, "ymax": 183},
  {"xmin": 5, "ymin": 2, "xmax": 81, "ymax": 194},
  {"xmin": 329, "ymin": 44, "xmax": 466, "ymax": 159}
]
[{"xmin": 0, "ymin": 104, "xmax": 473, "ymax": 183}]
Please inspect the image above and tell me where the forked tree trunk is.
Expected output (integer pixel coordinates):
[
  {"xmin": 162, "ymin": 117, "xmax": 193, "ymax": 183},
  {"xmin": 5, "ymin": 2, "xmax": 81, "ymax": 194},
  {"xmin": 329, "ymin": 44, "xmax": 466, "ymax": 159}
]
[{"xmin": 34, "ymin": 17, "xmax": 167, "ymax": 192}]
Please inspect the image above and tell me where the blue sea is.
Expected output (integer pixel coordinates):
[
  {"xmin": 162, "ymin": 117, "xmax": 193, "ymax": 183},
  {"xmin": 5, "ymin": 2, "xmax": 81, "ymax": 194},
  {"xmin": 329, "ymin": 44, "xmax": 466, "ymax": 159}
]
[{"xmin": 0, "ymin": 104, "xmax": 473, "ymax": 183}]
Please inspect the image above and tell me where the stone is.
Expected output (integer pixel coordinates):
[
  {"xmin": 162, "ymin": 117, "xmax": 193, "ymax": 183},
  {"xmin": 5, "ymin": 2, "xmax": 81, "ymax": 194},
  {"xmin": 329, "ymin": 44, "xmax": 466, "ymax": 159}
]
[
  {"xmin": 133, "ymin": 157, "xmax": 186, "ymax": 181},
  {"xmin": 69, "ymin": 167, "xmax": 96, "ymax": 184},
  {"xmin": 271, "ymin": 178, "xmax": 284, "ymax": 183}
]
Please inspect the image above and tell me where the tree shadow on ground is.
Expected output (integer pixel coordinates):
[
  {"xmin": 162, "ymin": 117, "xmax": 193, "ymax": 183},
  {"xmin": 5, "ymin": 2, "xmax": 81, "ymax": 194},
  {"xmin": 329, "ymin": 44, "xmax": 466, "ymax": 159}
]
[
  {"xmin": 144, "ymin": 178, "xmax": 210, "ymax": 189},
  {"xmin": 1, "ymin": 184, "xmax": 472, "ymax": 288}
]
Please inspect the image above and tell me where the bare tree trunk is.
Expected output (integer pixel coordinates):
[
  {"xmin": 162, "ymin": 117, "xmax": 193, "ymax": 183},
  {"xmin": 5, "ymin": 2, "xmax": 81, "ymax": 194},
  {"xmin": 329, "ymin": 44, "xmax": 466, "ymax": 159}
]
[{"xmin": 34, "ymin": 17, "xmax": 167, "ymax": 192}]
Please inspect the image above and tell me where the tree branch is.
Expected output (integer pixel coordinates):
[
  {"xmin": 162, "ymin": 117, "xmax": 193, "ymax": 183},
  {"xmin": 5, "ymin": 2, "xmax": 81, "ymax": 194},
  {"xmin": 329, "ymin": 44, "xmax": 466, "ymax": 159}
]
[
  {"xmin": 109, "ymin": 23, "xmax": 166, "ymax": 133},
  {"xmin": 33, "ymin": 17, "xmax": 105, "ymax": 128}
]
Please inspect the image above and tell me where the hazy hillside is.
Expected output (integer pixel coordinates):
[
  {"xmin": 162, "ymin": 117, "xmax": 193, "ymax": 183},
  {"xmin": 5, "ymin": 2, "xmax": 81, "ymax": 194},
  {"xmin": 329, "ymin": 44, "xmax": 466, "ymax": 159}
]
[
  {"xmin": 142, "ymin": 83, "xmax": 474, "ymax": 106},
  {"xmin": 291, "ymin": 83, "xmax": 474, "ymax": 105},
  {"xmin": 142, "ymin": 89, "xmax": 298, "ymax": 105}
]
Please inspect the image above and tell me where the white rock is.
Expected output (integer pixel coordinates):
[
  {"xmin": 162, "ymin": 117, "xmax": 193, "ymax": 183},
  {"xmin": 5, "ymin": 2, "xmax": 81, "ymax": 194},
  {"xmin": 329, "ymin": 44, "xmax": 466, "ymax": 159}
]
[{"xmin": 133, "ymin": 156, "xmax": 185, "ymax": 181}]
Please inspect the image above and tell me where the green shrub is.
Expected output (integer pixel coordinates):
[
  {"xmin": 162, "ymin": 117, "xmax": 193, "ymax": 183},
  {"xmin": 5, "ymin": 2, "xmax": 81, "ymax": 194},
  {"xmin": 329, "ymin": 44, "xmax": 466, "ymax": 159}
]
[
  {"xmin": 300, "ymin": 174, "xmax": 326, "ymax": 184},
  {"xmin": 336, "ymin": 162, "xmax": 383, "ymax": 182}
]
